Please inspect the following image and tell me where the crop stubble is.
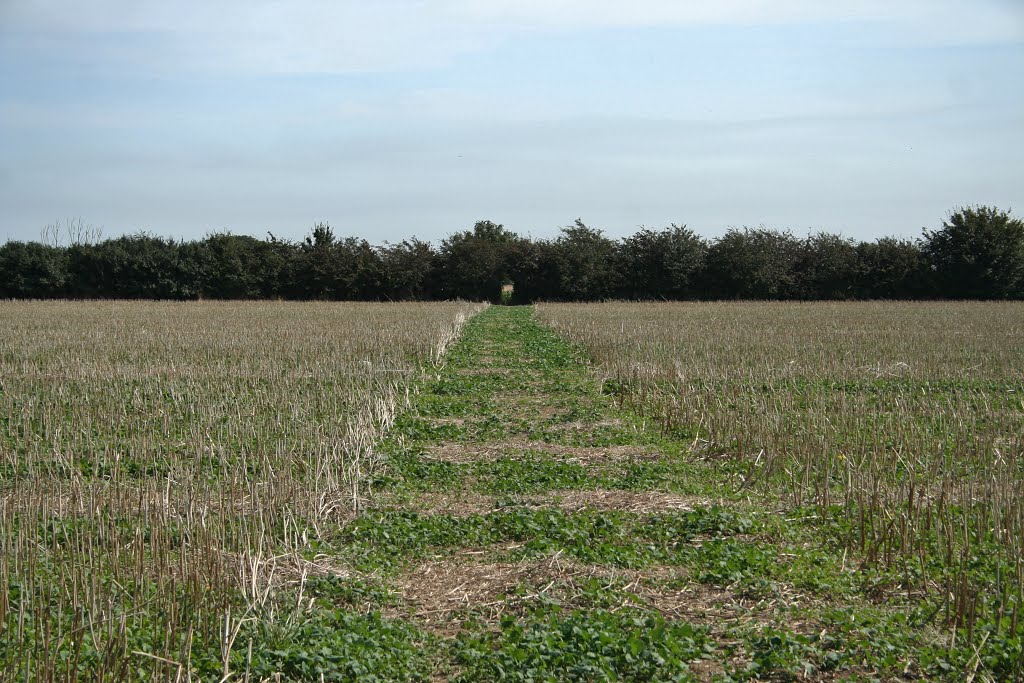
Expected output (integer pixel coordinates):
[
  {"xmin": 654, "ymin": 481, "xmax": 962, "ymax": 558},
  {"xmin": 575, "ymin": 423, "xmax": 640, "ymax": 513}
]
[
  {"xmin": 0, "ymin": 300, "xmax": 484, "ymax": 679},
  {"xmin": 538, "ymin": 300, "xmax": 1024, "ymax": 657}
]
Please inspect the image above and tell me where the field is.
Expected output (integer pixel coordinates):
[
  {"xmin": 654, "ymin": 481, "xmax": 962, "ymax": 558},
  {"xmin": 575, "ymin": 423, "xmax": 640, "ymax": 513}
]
[
  {"xmin": 2, "ymin": 301, "xmax": 1023, "ymax": 681},
  {"xmin": 538, "ymin": 302, "xmax": 1024, "ymax": 678},
  {"xmin": 0, "ymin": 301, "xmax": 483, "ymax": 680}
]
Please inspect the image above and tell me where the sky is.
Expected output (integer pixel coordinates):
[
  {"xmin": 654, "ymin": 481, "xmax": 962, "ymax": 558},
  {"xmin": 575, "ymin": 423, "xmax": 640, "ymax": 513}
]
[{"xmin": 1, "ymin": 1, "xmax": 1022, "ymax": 245}]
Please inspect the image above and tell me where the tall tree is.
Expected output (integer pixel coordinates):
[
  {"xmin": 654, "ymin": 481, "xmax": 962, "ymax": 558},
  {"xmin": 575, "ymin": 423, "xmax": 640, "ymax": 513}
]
[
  {"xmin": 505, "ymin": 238, "xmax": 561, "ymax": 304},
  {"xmin": 0, "ymin": 241, "xmax": 68, "ymax": 298},
  {"xmin": 292, "ymin": 222, "xmax": 344, "ymax": 300},
  {"xmin": 379, "ymin": 238, "xmax": 436, "ymax": 300},
  {"xmin": 922, "ymin": 206, "xmax": 1024, "ymax": 299},
  {"xmin": 193, "ymin": 233, "xmax": 288, "ymax": 300},
  {"xmin": 793, "ymin": 232, "xmax": 859, "ymax": 300},
  {"xmin": 704, "ymin": 228, "xmax": 802, "ymax": 299},
  {"xmin": 855, "ymin": 237, "xmax": 926, "ymax": 299},
  {"xmin": 554, "ymin": 220, "xmax": 620, "ymax": 301},
  {"xmin": 437, "ymin": 220, "xmax": 519, "ymax": 301},
  {"xmin": 619, "ymin": 224, "xmax": 706, "ymax": 299}
]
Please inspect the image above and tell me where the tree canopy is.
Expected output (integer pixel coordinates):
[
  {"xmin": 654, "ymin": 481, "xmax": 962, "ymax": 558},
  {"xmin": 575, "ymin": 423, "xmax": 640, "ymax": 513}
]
[{"xmin": 2, "ymin": 206, "xmax": 1021, "ymax": 301}]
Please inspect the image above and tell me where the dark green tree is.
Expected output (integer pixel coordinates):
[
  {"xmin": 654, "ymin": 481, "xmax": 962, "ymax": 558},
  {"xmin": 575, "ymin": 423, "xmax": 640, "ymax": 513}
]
[
  {"xmin": 504, "ymin": 238, "xmax": 561, "ymax": 303},
  {"xmin": 0, "ymin": 241, "xmax": 68, "ymax": 298},
  {"xmin": 379, "ymin": 238, "xmax": 436, "ymax": 300},
  {"xmin": 290, "ymin": 222, "xmax": 344, "ymax": 299},
  {"xmin": 65, "ymin": 235, "xmax": 193, "ymax": 299},
  {"xmin": 922, "ymin": 205, "xmax": 1024, "ymax": 299},
  {"xmin": 336, "ymin": 237, "xmax": 386, "ymax": 300},
  {"xmin": 703, "ymin": 228, "xmax": 802, "ymax": 299},
  {"xmin": 618, "ymin": 224, "xmax": 707, "ymax": 299},
  {"xmin": 191, "ymin": 233, "xmax": 289, "ymax": 299},
  {"xmin": 793, "ymin": 232, "xmax": 859, "ymax": 300},
  {"xmin": 554, "ymin": 220, "xmax": 620, "ymax": 301},
  {"xmin": 437, "ymin": 220, "xmax": 519, "ymax": 301},
  {"xmin": 855, "ymin": 237, "xmax": 926, "ymax": 299}
]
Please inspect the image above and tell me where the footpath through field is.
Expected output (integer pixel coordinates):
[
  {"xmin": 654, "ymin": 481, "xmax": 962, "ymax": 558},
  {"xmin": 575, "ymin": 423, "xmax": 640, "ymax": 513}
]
[
  {"xmin": 351, "ymin": 305, "xmax": 774, "ymax": 680},
  {"xmin": 336, "ymin": 301, "xmax": 1024, "ymax": 683},
  {"xmin": 341, "ymin": 305, "xmax": 972, "ymax": 680}
]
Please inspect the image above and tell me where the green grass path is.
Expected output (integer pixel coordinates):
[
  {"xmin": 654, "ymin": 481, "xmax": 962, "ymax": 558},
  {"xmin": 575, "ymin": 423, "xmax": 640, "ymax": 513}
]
[{"xmin": 293, "ymin": 306, "xmax": 982, "ymax": 682}]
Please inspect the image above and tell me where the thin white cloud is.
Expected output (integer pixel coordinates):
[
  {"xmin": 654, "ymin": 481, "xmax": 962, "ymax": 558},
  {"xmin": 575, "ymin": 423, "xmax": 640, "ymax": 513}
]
[{"xmin": 2, "ymin": 0, "xmax": 1021, "ymax": 74}]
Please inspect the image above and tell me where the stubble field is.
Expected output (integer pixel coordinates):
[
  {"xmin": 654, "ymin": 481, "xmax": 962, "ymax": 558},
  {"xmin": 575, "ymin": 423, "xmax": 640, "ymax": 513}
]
[
  {"xmin": 538, "ymin": 301, "xmax": 1024, "ymax": 679},
  {"xmin": 2, "ymin": 300, "xmax": 1022, "ymax": 681},
  {"xmin": 0, "ymin": 300, "xmax": 483, "ymax": 680}
]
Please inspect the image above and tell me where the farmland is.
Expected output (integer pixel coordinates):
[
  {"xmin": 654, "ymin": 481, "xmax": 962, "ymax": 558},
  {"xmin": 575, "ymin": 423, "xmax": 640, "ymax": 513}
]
[
  {"xmin": 0, "ymin": 301, "xmax": 483, "ymax": 680},
  {"xmin": 2, "ymin": 301, "xmax": 1023, "ymax": 681},
  {"xmin": 538, "ymin": 302, "xmax": 1024, "ymax": 679}
]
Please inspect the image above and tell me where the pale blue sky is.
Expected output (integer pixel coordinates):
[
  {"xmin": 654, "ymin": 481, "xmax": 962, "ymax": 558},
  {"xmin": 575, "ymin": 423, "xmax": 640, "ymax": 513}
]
[{"xmin": 1, "ymin": 0, "xmax": 1022, "ymax": 243}]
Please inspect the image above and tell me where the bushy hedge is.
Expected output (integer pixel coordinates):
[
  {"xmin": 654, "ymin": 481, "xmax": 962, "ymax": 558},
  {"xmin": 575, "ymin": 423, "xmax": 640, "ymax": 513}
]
[{"xmin": 2, "ymin": 207, "xmax": 1022, "ymax": 302}]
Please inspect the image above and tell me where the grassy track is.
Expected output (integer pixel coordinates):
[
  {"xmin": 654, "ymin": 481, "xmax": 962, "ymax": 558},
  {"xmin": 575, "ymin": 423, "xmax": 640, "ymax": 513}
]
[{"xmin": 321, "ymin": 305, "xmax": 1019, "ymax": 682}]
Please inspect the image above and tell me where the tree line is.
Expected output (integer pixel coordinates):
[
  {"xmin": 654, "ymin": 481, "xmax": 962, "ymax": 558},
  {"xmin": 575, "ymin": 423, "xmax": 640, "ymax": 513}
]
[{"xmin": 2, "ymin": 206, "xmax": 1022, "ymax": 302}]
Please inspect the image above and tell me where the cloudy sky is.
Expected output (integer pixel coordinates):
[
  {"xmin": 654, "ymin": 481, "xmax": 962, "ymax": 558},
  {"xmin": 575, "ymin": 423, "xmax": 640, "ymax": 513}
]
[{"xmin": 1, "ymin": 1, "xmax": 1022, "ymax": 244}]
